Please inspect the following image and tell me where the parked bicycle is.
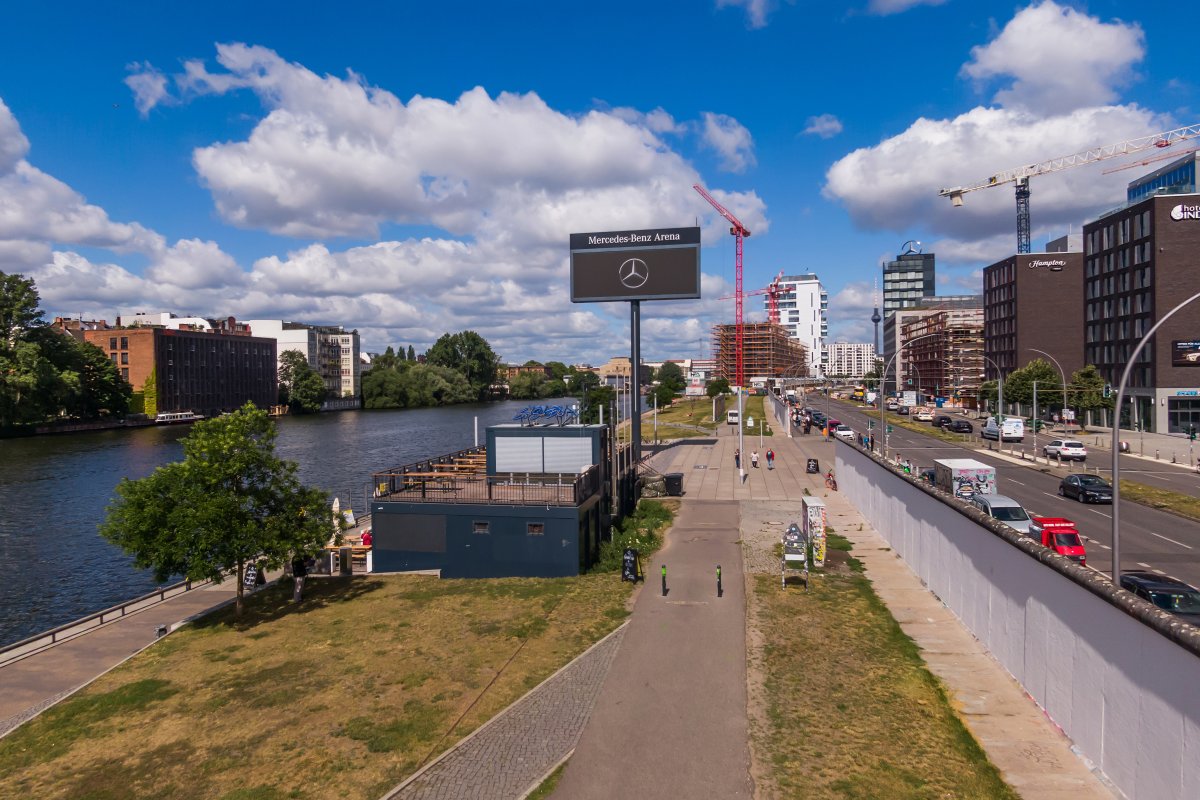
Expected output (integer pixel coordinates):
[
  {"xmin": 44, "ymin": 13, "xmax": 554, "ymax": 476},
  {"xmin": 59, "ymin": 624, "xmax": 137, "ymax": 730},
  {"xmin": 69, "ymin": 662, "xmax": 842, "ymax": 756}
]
[{"xmin": 825, "ymin": 470, "xmax": 838, "ymax": 491}]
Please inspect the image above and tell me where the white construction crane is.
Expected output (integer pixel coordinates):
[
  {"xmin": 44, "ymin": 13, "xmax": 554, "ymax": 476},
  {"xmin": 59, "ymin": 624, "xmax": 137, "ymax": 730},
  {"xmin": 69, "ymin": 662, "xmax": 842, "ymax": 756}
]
[{"xmin": 938, "ymin": 123, "xmax": 1200, "ymax": 254}]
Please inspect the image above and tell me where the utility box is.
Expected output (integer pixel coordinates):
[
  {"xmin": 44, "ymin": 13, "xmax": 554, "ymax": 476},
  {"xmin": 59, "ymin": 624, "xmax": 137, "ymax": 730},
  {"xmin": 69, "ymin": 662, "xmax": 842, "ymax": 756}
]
[
  {"xmin": 664, "ymin": 473, "xmax": 684, "ymax": 496},
  {"xmin": 934, "ymin": 458, "xmax": 996, "ymax": 500},
  {"xmin": 802, "ymin": 496, "xmax": 827, "ymax": 568}
]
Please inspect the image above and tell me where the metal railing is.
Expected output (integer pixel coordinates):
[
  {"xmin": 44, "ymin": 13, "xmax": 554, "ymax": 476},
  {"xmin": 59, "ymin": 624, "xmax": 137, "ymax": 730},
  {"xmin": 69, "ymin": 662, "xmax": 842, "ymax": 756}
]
[
  {"xmin": 373, "ymin": 465, "xmax": 599, "ymax": 506},
  {"xmin": 0, "ymin": 577, "xmax": 211, "ymax": 667}
]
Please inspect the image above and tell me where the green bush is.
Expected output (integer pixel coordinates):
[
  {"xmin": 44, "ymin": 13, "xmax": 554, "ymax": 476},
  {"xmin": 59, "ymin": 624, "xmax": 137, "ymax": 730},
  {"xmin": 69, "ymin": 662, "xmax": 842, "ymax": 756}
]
[{"xmin": 592, "ymin": 500, "xmax": 674, "ymax": 572}]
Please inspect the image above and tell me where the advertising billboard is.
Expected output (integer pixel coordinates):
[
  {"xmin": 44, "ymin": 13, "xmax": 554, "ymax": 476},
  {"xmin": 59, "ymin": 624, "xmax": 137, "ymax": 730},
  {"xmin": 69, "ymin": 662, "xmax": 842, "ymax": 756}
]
[
  {"xmin": 569, "ymin": 227, "xmax": 701, "ymax": 302},
  {"xmin": 1172, "ymin": 340, "xmax": 1200, "ymax": 366}
]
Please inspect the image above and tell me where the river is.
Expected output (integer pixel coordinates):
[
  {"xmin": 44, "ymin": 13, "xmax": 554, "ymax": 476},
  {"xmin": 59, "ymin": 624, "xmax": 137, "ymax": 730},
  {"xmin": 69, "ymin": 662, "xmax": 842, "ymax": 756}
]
[{"xmin": 0, "ymin": 399, "xmax": 585, "ymax": 647}]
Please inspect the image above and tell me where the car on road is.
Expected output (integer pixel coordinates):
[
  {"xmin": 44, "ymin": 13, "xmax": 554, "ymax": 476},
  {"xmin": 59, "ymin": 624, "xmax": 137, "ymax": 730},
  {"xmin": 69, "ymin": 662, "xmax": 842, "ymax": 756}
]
[
  {"xmin": 970, "ymin": 493, "xmax": 1032, "ymax": 533},
  {"xmin": 896, "ymin": 406, "xmax": 910, "ymax": 415},
  {"xmin": 1058, "ymin": 473, "xmax": 1113, "ymax": 503},
  {"xmin": 946, "ymin": 419, "xmax": 973, "ymax": 434},
  {"xmin": 1119, "ymin": 572, "xmax": 1200, "ymax": 625},
  {"xmin": 1044, "ymin": 439, "xmax": 1087, "ymax": 461},
  {"xmin": 914, "ymin": 409, "xmax": 934, "ymax": 422},
  {"xmin": 931, "ymin": 414, "xmax": 953, "ymax": 428},
  {"xmin": 834, "ymin": 424, "xmax": 855, "ymax": 440}
]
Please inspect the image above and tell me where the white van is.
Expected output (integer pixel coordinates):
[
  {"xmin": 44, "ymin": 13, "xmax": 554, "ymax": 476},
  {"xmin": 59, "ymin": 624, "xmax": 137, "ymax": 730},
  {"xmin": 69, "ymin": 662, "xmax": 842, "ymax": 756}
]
[
  {"xmin": 981, "ymin": 416, "xmax": 1025, "ymax": 442},
  {"xmin": 727, "ymin": 409, "xmax": 740, "ymax": 426}
]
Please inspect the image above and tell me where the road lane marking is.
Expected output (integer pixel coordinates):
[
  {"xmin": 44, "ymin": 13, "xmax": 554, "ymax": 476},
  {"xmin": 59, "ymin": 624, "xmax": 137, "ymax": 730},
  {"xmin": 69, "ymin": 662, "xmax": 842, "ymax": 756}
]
[
  {"xmin": 1098, "ymin": 544, "xmax": 1111, "ymax": 550},
  {"xmin": 1088, "ymin": 509, "xmax": 1111, "ymax": 518},
  {"xmin": 1138, "ymin": 562, "xmax": 1153, "ymax": 569},
  {"xmin": 1150, "ymin": 532, "xmax": 1193, "ymax": 550},
  {"xmin": 1153, "ymin": 569, "xmax": 1167, "ymax": 575},
  {"xmin": 1009, "ymin": 479, "xmax": 1026, "ymax": 486}
]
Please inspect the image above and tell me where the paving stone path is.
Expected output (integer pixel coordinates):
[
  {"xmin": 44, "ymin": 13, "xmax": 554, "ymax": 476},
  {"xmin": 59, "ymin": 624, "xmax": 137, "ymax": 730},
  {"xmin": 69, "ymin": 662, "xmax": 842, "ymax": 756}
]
[{"xmin": 385, "ymin": 624, "xmax": 627, "ymax": 800}]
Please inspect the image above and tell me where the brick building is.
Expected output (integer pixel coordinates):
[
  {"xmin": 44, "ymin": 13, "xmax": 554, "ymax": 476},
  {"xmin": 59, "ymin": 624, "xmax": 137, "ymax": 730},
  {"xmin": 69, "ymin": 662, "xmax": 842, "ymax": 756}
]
[{"xmin": 83, "ymin": 327, "xmax": 277, "ymax": 416}]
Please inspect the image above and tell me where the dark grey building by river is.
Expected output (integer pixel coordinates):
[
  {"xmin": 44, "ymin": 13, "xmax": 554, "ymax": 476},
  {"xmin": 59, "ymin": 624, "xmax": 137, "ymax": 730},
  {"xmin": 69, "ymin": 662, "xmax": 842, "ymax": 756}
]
[{"xmin": 369, "ymin": 423, "xmax": 629, "ymax": 578}]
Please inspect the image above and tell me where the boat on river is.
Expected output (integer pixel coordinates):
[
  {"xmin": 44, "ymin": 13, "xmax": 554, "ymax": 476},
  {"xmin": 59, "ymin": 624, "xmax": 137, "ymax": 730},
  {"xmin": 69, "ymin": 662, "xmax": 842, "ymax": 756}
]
[{"xmin": 155, "ymin": 411, "xmax": 205, "ymax": 425}]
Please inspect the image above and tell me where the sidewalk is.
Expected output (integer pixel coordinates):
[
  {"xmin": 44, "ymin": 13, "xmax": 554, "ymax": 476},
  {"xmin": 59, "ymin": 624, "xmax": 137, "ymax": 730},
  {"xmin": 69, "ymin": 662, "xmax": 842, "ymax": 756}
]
[{"xmin": 629, "ymin": 400, "xmax": 1108, "ymax": 796}]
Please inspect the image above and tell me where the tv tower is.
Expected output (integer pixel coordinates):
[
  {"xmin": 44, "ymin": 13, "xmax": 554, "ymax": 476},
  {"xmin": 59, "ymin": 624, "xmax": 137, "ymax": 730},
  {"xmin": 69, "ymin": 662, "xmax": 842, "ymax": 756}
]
[{"xmin": 870, "ymin": 276, "xmax": 882, "ymax": 357}]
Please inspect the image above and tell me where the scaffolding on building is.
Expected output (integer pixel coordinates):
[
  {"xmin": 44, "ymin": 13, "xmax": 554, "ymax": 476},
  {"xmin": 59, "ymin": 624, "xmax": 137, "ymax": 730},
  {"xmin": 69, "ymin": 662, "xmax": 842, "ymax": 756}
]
[
  {"xmin": 902, "ymin": 309, "xmax": 984, "ymax": 408},
  {"xmin": 712, "ymin": 323, "xmax": 808, "ymax": 385}
]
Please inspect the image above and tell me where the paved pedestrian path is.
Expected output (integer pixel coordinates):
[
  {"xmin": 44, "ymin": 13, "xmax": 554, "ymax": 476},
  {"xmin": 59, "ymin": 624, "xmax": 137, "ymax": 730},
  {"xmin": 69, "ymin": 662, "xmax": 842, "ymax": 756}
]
[
  {"xmin": 551, "ymin": 500, "xmax": 752, "ymax": 799},
  {"xmin": 385, "ymin": 625, "xmax": 627, "ymax": 800}
]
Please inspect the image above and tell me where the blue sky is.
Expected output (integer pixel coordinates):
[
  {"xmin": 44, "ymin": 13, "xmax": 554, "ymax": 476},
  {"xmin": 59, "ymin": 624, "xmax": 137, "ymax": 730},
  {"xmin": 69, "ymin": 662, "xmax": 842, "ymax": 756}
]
[{"xmin": 0, "ymin": 1, "xmax": 1194, "ymax": 364}]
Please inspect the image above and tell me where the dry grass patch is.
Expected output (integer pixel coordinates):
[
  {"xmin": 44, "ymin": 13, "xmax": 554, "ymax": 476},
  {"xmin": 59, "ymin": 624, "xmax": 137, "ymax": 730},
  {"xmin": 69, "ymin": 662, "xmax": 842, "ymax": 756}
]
[
  {"xmin": 1121, "ymin": 479, "xmax": 1200, "ymax": 523},
  {"xmin": 0, "ymin": 573, "xmax": 632, "ymax": 800},
  {"xmin": 747, "ymin": 553, "xmax": 1017, "ymax": 799}
]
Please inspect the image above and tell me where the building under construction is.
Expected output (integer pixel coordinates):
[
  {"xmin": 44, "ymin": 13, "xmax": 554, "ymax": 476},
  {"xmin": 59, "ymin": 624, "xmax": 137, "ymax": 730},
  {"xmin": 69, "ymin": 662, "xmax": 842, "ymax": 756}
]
[
  {"xmin": 901, "ymin": 308, "xmax": 985, "ymax": 408},
  {"xmin": 712, "ymin": 323, "xmax": 808, "ymax": 385}
]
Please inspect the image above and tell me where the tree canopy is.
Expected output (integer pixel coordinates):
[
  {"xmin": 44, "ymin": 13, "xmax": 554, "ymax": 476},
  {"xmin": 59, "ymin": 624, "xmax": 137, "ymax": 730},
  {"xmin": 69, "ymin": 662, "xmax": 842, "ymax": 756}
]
[
  {"xmin": 100, "ymin": 404, "xmax": 331, "ymax": 616},
  {"xmin": 656, "ymin": 362, "xmax": 686, "ymax": 394},
  {"xmin": 278, "ymin": 349, "xmax": 326, "ymax": 413},
  {"xmin": 706, "ymin": 377, "xmax": 731, "ymax": 398},
  {"xmin": 425, "ymin": 331, "xmax": 498, "ymax": 400}
]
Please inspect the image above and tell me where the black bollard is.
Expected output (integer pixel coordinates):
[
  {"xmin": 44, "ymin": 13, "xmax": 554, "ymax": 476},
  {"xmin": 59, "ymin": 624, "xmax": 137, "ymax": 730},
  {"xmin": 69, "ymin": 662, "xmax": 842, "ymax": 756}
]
[
  {"xmin": 717, "ymin": 564, "xmax": 723, "ymax": 598},
  {"xmin": 661, "ymin": 564, "xmax": 668, "ymax": 597}
]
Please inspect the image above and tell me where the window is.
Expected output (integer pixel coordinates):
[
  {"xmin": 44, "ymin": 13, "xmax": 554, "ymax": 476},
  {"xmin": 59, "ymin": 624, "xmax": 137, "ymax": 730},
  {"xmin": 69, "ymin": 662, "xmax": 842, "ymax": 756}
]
[
  {"xmin": 109, "ymin": 337, "xmax": 117, "ymax": 350},
  {"xmin": 472, "ymin": 521, "xmax": 490, "ymax": 535},
  {"xmin": 120, "ymin": 337, "xmax": 128, "ymax": 350},
  {"xmin": 110, "ymin": 353, "xmax": 118, "ymax": 363},
  {"xmin": 121, "ymin": 352, "xmax": 129, "ymax": 365},
  {"xmin": 527, "ymin": 522, "xmax": 545, "ymax": 536},
  {"xmin": 120, "ymin": 368, "xmax": 129, "ymax": 381}
]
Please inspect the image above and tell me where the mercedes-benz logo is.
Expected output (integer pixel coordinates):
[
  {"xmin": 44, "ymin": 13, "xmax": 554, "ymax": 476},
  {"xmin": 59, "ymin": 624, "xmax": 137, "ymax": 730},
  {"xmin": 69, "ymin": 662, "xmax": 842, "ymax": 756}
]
[{"xmin": 619, "ymin": 258, "xmax": 649, "ymax": 289}]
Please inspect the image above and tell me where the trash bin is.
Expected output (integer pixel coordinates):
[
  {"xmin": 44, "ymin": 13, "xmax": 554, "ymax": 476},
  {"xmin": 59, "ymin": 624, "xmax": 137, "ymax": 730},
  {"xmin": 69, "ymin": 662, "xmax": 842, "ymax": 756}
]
[
  {"xmin": 664, "ymin": 473, "xmax": 684, "ymax": 496},
  {"xmin": 339, "ymin": 546, "xmax": 353, "ymax": 576}
]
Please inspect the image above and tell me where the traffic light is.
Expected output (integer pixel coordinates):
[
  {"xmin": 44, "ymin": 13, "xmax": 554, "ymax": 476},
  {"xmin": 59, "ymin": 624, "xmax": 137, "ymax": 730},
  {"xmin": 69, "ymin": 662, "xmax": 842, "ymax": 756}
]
[
  {"xmin": 886, "ymin": 425, "xmax": 894, "ymax": 433},
  {"xmin": 868, "ymin": 420, "xmax": 875, "ymax": 429}
]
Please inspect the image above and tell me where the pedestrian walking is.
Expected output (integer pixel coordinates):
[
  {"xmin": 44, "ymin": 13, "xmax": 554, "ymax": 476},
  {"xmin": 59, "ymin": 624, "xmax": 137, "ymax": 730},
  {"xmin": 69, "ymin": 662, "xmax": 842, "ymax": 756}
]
[
  {"xmin": 751, "ymin": 450, "xmax": 760, "ymax": 468},
  {"xmin": 716, "ymin": 564, "xmax": 723, "ymax": 597},
  {"xmin": 766, "ymin": 448, "xmax": 775, "ymax": 469},
  {"xmin": 661, "ymin": 564, "xmax": 668, "ymax": 596},
  {"xmin": 734, "ymin": 448, "xmax": 741, "ymax": 469}
]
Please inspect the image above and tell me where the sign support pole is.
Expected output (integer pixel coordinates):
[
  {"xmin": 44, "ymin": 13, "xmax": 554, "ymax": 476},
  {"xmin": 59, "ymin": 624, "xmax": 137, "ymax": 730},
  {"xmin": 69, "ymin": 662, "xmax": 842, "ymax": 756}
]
[{"xmin": 631, "ymin": 300, "xmax": 642, "ymax": 469}]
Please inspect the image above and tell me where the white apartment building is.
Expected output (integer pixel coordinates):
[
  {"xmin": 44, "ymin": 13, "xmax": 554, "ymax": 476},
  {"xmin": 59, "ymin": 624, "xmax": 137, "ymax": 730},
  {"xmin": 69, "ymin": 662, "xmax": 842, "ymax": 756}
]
[
  {"xmin": 246, "ymin": 320, "xmax": 361, "ymax": 399},
  {"xmin": 824, "ymin": 342, "xmax": 875, "ymax": 380},
  {"xmin": 770, "ymin": 274, "xmax": 828, "ymax": 376}
]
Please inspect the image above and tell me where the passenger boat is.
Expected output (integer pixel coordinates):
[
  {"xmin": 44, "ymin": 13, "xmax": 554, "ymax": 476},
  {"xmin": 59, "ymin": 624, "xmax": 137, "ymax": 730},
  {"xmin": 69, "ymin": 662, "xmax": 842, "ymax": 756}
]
[{"xmin": 155, "ymin": 411, "xmax": 205, "ymax": 425}]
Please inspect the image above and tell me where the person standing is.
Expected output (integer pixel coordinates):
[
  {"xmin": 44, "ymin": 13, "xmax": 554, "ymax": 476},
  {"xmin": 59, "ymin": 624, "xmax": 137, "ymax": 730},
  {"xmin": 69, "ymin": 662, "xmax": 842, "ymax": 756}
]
[
  {"xmin": 734, "ymin": 448, "xmax": 741, "ymax": 470},
  {"xmin": 751, "ymin": 450, "xmax": 760, "ymax": 469}
]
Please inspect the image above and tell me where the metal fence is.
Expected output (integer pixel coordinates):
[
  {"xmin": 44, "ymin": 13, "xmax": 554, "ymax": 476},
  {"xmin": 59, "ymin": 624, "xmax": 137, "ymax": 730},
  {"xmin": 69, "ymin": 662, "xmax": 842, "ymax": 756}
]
[{"xmin": 373, "ymin": 464, "xmax": 599, "ymax": 507}]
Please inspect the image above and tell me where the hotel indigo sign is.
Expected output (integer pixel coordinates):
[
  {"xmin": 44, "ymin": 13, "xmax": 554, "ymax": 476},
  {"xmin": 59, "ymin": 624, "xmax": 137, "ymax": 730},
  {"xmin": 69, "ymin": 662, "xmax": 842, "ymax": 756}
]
[{"xmin": 570, "ymin": 226, "xmax": 701, "ymax": 302}]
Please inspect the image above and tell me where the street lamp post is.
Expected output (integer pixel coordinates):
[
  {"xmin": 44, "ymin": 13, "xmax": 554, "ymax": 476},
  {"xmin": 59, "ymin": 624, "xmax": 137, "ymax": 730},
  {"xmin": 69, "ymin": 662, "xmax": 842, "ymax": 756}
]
[
  {"xmin": 1028, "ymin": 348, "xmax": 1070, "ymax": 429},
  {"xmin": 880, "ymin": 333, "xmax": 940, "ymax": 460},
  {"xmin": 1112, "ymin": 289, "xmax": 1200, "ymax": 585},
  {"xmin": 980, "ymin": 355, "xmax": 1006, "ymax": 430}
]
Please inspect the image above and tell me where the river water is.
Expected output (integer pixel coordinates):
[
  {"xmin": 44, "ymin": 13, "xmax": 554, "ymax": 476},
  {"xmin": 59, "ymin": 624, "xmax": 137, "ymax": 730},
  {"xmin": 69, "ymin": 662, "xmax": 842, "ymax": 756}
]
[{"xmin": 0, "ymin": 399, "xmax": 576, "ymax": 646}]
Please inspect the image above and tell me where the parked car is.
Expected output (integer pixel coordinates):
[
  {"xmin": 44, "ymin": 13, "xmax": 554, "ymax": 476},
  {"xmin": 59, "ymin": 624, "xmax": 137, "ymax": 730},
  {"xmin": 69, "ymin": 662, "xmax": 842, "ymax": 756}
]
[
  {"xmin": 1058, "ymin": 473, "xmax": 1113, "ymax": 503},
  {"xmin": 1043, "ymin": 439, "xmax": 1087, "ymax": 461},
  {"xmin": 825, "ymin": 418, "xmax": 841, "ymax": 429},
  {"xmin": 1119, "ymin": 572, "xmax": 1200, "ymax": 625},
  {"xmin": 834, "ymin": 424, "xmax": 855, "ymax": 440},
  {"xmin": 970, "ymin": 493, "xmax": 1032, "ymax": 533},
  {"xmin": 947, "ymin": 419, "xmax": 973, "ymax": 434},
  {"xmin": 931, "ymin": 414, "xmax": 953, "ymax": 428}
]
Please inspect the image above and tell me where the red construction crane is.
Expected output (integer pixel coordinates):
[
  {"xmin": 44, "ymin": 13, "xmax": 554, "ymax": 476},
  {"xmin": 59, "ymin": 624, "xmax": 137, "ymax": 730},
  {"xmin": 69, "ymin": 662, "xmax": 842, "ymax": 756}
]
[
  {"xmin": 715, "ymin": 270, "xmax": 786, "ymax": 323},
  {"xmin": 693, "ymin": 183, "xmax": 751, "ymax": 387}
]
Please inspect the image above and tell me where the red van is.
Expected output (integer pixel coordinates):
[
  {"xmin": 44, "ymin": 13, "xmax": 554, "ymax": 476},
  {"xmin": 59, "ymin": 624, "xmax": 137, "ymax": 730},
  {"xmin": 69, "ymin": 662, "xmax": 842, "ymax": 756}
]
[{"xmin": 1029, "ymin": 517, "xmax": 1086, "ymax": 566}]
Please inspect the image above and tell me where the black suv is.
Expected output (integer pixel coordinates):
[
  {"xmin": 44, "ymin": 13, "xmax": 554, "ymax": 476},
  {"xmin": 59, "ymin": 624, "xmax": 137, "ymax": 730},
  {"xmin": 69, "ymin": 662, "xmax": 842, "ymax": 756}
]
[
  {"xmin": 946, "ymin": 419, "xmax": 973, "ymax": 433},
  {"xmin": 931, "ymin": 414, "xmax": 953, "ymax": 428},
  {"xmin": 1119, "ymin": 572, "xmax": 1200, "ymax": 626}
]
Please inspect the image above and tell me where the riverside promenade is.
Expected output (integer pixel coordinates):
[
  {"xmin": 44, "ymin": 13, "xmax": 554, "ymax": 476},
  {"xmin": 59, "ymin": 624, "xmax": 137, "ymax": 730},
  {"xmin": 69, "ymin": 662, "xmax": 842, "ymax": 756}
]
[{"xmin": 1, "ymin": 412, "xmax": 1112, "ymax": 799}]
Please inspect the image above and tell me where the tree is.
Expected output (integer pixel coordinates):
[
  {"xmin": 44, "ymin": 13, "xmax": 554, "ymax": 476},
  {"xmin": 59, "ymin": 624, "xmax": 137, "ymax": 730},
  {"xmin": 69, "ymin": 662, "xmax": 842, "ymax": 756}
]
[
  {"xmin": 657, "ymin": 362, "xmax": 686, "ymax": 394},
  {"xmin": 100, "ymin": 404, "xmax": 331, "ymax": 617},
  {"xmin": 580, "ymin": 385, "xmax": 615, "ymax": 425},
  {"xmin": 1070, "ymin": 364, "xmax": 1111, "ymax": 420},
  {"xmin": 567, "ymin": 368, "xmax": 600, "ymax": 395},
  {"xmin": 650, "ymin": 384, "xmax": 675, "ymax": 409},
  {"xmin": 278, "ymin": 350, "xmax": 325, "ymax": 413},
  {"xmin": 425, "ymin": 331, "xmax": 498, "ymax": 399},
  {"xmin": 1000, "ymin": 359, "xmax": 1059, "ymax": 408},
  {"xmin": 0, "ymin": 272, "xmax": 44, "ymax": 350},
  {"xmin": 406, "ymin": 345, "xmax": 416, "ymax": 362},
  {"xmin": 510, "ymin": 370, "xmax": 553, "ymax": 399},
  {"xmin": 706, "ymin": 377, "xmax": 731, "ymax": 398},
  {"xmin": 544, "ymin": 361, "xmax": 569, "ymax": 383}
]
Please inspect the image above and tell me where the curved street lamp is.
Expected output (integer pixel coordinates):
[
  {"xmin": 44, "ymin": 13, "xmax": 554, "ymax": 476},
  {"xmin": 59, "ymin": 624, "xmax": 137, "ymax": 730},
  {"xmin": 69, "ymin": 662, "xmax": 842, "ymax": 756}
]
[
  {"xmin": 1112, "ymin": 289, "xmax": 1200, "ymax": 585},
  {"xmin": 979, "ymin": 354, "xmax": 1006, "ymax": 425},
  {"xmin": 1027, "ymin": 348, "xmax": 1071, "ymax": 429},
  {"xmin": 879, "ymin": 333, "xmax": 940, "ymax": 459}
]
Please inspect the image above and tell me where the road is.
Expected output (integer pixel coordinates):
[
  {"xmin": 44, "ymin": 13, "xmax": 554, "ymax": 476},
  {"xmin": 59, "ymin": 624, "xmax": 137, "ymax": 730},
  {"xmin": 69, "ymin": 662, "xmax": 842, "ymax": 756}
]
[{"xmin": 798, "ymin": 397, "xmax": 1200, "ymax": 588}]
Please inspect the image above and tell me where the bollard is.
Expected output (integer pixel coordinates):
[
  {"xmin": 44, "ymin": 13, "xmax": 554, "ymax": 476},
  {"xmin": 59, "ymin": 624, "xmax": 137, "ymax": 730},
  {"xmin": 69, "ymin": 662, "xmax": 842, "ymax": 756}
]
[
  {"xmin": 717, "ymin": 564, "xmax": 723, "ymax": 598},
  {"xmin": 1155, "ymin": 449, "xmax": 1159, "ymax": 460}
]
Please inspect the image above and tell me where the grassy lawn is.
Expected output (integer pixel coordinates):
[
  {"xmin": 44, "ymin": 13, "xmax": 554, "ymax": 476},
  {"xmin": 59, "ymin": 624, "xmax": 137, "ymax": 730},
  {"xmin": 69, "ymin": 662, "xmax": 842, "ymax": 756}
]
[
  {"xmin": 748, "ymin": 536, "xmax": 1017, "ymax": 800},
  {"xmin": 0, "ymin": 573, "xmax": 634, "ymax": 800},
  {"xmin": 1121, "ymin": 480, "xmax": 1200, "ymax": 523},
  {"xmin": 739, "ymin": 395, "xmax": 774, "ymax": 437}
]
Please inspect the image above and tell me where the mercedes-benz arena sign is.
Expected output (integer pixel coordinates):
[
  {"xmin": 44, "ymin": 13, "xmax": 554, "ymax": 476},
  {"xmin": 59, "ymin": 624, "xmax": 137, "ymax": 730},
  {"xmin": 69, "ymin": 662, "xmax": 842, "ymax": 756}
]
[{"xmin": 570, "ymin": 226, "xmax": 701, "ymax": 302}]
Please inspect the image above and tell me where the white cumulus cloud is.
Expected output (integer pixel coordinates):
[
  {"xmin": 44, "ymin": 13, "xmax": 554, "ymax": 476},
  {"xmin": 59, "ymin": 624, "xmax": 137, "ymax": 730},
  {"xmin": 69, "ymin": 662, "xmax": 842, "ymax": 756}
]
[
  {"xmin": 716, "ymin": 0, "xmax": 774, "ymax": 29},
  {"xmin": 867, "ymin": 0, "xmax": 947, "ymax": 15},
  {"xmin": 124, "ymin": 62, "xmax": 172, "ymax": 116},
  {"xmin": 700, "ymin": 112, "xmax": 756, "ymax": 173}
]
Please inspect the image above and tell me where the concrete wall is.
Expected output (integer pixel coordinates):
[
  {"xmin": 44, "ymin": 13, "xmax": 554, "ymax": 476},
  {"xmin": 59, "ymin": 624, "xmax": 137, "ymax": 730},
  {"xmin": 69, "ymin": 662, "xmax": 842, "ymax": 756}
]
[{"xmin": 837, "ymin": 441, "xmax": 1200, "ymax": 800}]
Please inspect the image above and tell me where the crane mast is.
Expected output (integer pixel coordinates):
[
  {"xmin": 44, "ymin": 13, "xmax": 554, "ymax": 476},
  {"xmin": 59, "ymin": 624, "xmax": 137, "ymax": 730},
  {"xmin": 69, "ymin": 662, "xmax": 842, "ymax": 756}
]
[
  {"xmin": 693, "ymin": 184, "xmax": 751, "ymax": 387},
  {"xmin": 939, "ymin": 122, "xmax": 1200, "ymax": 254}
]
